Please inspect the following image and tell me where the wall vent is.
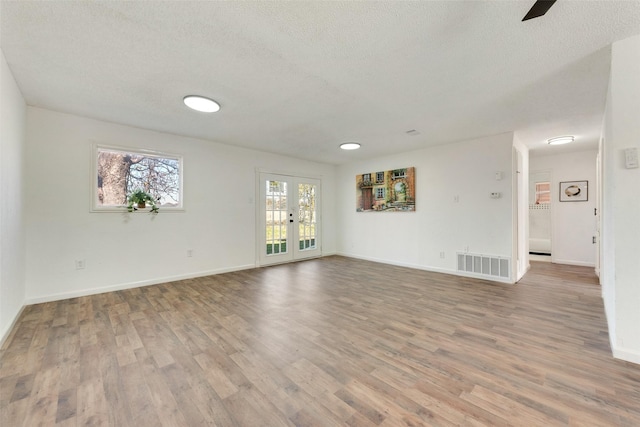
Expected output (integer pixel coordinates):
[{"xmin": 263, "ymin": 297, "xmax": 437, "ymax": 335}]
[{"xmin": 456, "ymin": 252, "xmax": 510, "ymax": 280}]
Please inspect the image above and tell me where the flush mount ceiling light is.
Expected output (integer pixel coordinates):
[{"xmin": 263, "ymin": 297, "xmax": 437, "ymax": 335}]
[
  {"xmin": 547, "ymin": 136, "xmax": 574, "ymax": 145},
  {"xmin": 340, "ymin": 142, "xmax": 361, "ymax": 150},
  {"xmin": 183, "ymin": 95, "xmax": 220, "ymax": 113}
]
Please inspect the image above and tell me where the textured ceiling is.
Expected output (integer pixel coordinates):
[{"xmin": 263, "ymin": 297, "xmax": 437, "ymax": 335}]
[{"xmin": 2, "ymin": 1, "xmax": 639, "ymax": 164}]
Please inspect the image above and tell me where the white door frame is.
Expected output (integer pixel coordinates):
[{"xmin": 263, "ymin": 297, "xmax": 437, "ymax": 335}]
[{"xmin": 256, "ymin": 170, "xmax": 322, "ymax": 267}]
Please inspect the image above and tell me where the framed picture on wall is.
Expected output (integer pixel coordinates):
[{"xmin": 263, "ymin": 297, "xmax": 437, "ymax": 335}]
[
  {"xmin": 559, "ymin": 180, "xmax": 588, "ymax": 202},
  {"xmin": 355, "ymin": 167, "xmax": 415, "ymax": 212}
]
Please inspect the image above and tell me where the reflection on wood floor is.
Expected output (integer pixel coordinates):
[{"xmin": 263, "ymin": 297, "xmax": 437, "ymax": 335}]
[{"xmin": 1, "ymin": 256, "xmax": 639, "ymax": 426}]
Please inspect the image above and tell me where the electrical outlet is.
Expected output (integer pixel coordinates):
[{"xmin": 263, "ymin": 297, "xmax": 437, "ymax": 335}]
[
  {"xmin": 187, "ymin": 249, "xmax": 193, "ymax": 257},
  {"xmin": 75, "ymin": 259, "xmax": 85, "ymax": 270}
]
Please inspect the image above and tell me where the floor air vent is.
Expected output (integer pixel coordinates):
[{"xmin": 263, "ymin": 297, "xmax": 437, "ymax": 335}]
[{"xmin": 457, "ymin": 252, "xmax": 510, "ymax": 280}]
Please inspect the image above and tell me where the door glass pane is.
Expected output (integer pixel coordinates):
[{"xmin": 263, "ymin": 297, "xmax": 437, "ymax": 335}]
[
  {"xmin": 298, "ymin": 183, "xmax": 316, "ymax": 251},
  {"xmin": 266, "ymin": 180, "xmax": 287, "ymax": 255}
]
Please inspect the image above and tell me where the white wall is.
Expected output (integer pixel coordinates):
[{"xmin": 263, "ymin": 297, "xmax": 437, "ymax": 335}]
[
  {"xmin": 24, "ymin": 108, "xmax": 337, "ymax": 303},
  {"xmin": 602, "ymin": 34, "xmax": 640, "ymax": 364},
  {"xmin": 0, "ymin": 50, "xmax": 27, "ymax": 343},
  {"xmin": 530, "ymin": 150, "xmax": 597, "ymax": 267},
  {"xmin": 336, "ymin": 133, "xmax": 515, "ymax": 280}
]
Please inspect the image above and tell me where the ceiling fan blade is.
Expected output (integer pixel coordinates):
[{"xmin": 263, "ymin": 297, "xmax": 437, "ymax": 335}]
[{"xmin": 522, "ymin": 0, "xmax": 558, "ymax": 21}]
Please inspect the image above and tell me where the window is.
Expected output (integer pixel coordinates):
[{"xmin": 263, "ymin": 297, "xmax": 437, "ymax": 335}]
[
  {"xmin": 376, "ymin": 188, "xmax": 386, "ymax": 199},
  {"xmin": 535, "ymin": 182, "xmax": 550, "ymax": 204},
  {"xmin": 376, "ymin": 171, "xmax": 384, "ymax": 183},
  {"xmin": 363, "ymin": 173, "xmax": 371, "ymax": 182},
  {"xmin": 93, "ymin": 145, "xmax": 183, "ymax": 211},
  {"xmin": 391, "ymin": 169, "xmax": 406, "ymax": 179},
  {"xmin": 268, "ymin": 180, "xmax": 285, "ymax": 194}
]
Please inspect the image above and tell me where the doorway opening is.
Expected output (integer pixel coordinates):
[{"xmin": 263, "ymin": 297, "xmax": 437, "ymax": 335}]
[{"xmin": 529, "ymin": 171, "xmax": 552, "ymax": 262}]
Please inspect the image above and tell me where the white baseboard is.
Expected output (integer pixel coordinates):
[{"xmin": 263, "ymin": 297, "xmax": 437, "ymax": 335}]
[
  {"xmin": 552, "ymin": 259, "xmax": 596, "ymax": 268},
  {"xmin": 335, "ymin": 252, "xmax": 513, "ymax": 284},
  {"xmin": 337, "ymin": 251, "xmax": 451, "ymax": 273},
  {"xmin": 14, "ymin": 256, "xmax": 343, "ymax": 343},
  {"xmin": 7, "ymin": 254, "xmax": 636, "ymax": 368},
  {"xmin": 24, "ymin": 264, "xmax": 256, "ymax": 305},
  {"xmin": 1, "ymin": 304, "xmax": 26, "ymax": 350},
  {"xmin": 613, "ymin": 345, "xmax": 640, "ymax": 365}
]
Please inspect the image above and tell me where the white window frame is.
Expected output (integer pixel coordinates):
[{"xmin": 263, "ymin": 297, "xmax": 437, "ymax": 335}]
[
  {"xmin": 535, "ymin": 181, "xmax": 551, "ymax": 204},
  {"xmin": 91, "ymin": 144, "xmax": 184, "ymax": 212},
  {"xmin": 375, "ymin": 187, "xmax": 386, "ymax": 199}
]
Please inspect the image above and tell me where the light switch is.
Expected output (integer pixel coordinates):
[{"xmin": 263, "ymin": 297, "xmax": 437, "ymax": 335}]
[{"xmin": 624, "ymin": 148, "xmax": 638, "ymax": 169}]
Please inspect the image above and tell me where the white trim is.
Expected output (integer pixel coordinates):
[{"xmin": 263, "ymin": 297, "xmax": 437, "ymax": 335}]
[
  {"xmin": 21, "ymin": 254, "xmax": 340, "ymax": 306},
  {"xmin": 256, "ymin": 170, "xmax": 323, "ymax": 267},
  {"xmin": 551, "ymin": 259, "xmax": 596, "ymax": 268},
  {"xmin": 612, "ymin": 345, "xmax": 640, "ymax": 365},
  {"xmin": 9, "ymin": 253, "xmax": 336, "ymax": 342},
  {"xmin": 1, "ymin": 305, "xmax": 26, "ymax": 350},
  {"xmin": 24, "ymin": 264, "xmax": 255, "ymax": 305},
  {"xmin": 512, "ymin": 146, "xmax": 529, "ymax": 283},
  {"xmin": 336, "ymin": 252, "xmax": 514, "ymax": 284}
]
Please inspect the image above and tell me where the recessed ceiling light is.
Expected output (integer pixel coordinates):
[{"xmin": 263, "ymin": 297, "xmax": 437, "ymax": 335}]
[
  {"xmin": 547, "ymin": 136, "xmax": 574, "ymax": 145},
  {"xmin": 340, "ymin": 142, "xmax": 361, "ymax": 150},
  {"xmin": 183, "ymin": 95, "xmax": 220, "ymax": 113}
]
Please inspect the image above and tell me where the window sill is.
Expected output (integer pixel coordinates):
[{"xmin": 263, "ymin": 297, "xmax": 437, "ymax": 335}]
[{"xmin": 90, "ymin": 206, "xmax": 185, "ymax": 213}]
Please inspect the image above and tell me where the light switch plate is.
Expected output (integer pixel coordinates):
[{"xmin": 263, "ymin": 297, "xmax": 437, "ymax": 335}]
[{"xmin": 624, "ymin": 147, "xmax": 638, "ymax": 169}]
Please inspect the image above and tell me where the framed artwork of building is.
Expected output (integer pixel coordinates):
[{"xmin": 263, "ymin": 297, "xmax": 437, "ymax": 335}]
[{"xmin": 356, "ymin": 167, "xmax": 415, "ymax": 212}]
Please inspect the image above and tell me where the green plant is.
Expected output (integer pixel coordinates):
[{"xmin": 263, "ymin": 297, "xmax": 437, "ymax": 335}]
[{"xmin": 127, "ymin": 189, "xmax": 159, "ymax": 213}]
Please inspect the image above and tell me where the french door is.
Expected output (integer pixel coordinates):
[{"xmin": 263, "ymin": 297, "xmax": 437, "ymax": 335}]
[{"xmin": 258, "ymin": 172, "xmax": 321, "ymax": 266}]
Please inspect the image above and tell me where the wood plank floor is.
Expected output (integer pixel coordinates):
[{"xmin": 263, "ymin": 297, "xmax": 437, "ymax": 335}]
[{"xmin": 2, "ymin": 256, "xmax": 639, "ymax": 426}]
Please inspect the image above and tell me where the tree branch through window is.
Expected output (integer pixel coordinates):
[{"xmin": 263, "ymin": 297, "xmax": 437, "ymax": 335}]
[{"xmin": 95, "ymin": 147, "xmax": 182, "ymax": 209}]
